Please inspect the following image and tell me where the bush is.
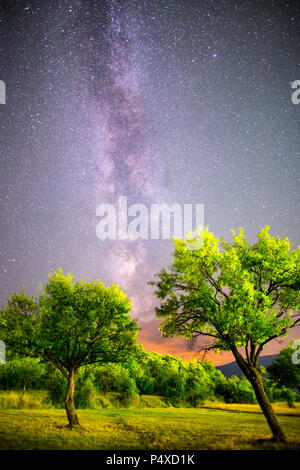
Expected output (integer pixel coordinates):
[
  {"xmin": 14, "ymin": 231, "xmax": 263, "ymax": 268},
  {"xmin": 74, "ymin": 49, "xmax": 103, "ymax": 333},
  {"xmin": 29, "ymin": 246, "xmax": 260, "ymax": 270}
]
[
  {"xmin": 215, "ymin": 375, "xmax": 256, "ymax": 404},
  {"xmin": 263, "ymin": 378, "xmax": 299, "ymax": 405},
  {"xmin": 282, "ymin": 388, "xmax": 297, "ymax": 408},
  {"xmin": 74, "ymin": 368, "xmax": 99, "ymax": 408},
  {"xmin": 184, "ymin": 361, "xmax": 213, "ymax": 406},
  {"xmin": 44, "ymin": 365, "xmax": 67, "ymax": 406},
  {"xmin": 0, "ymin": 358, "xmax": 46, "ymax": 391},
  {"xmin": 95, "ymin": 363, "xmax": 129, "ymax": 393},
  {"xmin": 267, "ymin": 341, "xmax": 300, "ymax": 393},
  {"xmin": 45, "ymin": 365, "xmax": 100, "ymax": 408},
  {"xmin": 127, "ymin": 360, "xmax": 155, "ymax": 395},
  {"xmin": 75, "ymin": 377, "xmax": 99, "ymax": 408},
  {"xmin": 95, "ymin": 363, "xmax": 139, "ymax": 399},
  {"xmin": 118, "ymin": 375, "xmax": 138, "ymax": 400}
]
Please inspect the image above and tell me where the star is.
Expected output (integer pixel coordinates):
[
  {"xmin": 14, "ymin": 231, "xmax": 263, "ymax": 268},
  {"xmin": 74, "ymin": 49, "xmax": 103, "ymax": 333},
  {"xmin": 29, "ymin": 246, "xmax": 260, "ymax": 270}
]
[{"xmin": 0, "ymin": 0, "xmax": 299, "ymax": 360}]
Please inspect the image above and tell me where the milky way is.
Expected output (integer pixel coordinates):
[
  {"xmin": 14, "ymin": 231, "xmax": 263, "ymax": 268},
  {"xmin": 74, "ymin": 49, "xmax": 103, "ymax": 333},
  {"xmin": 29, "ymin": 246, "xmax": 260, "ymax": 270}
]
[
  {"xmin": 78, "ymin": 1, "xmax": 163, "ymax": 200},
  {"xmin": 0, "ymin": 0, "xmax": 299, "ymax": 363}
]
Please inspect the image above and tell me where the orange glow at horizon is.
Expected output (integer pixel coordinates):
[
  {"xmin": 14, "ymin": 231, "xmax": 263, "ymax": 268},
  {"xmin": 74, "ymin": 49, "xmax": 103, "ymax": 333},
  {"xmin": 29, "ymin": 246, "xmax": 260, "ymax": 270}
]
[
  {"xmin": 137, "ymin": 329, "xmax": 234, "ymax": 366},
  {"xmin": 137, "ymin": 324, "xmax": 300, "ymax": 366}
]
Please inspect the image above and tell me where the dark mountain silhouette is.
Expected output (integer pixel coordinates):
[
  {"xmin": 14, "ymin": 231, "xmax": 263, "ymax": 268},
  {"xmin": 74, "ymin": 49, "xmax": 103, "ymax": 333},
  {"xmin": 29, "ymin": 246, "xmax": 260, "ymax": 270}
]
[{"xmin": 216, "ymin": 354, "xmax": 278, "ymax": 378}]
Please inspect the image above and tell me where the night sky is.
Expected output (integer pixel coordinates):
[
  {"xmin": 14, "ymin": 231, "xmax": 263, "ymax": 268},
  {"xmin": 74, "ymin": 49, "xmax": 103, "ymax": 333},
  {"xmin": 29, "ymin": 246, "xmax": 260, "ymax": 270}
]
[{"xmin": 0, "ymin": 0, "xmax": 299, "ymax": 364}]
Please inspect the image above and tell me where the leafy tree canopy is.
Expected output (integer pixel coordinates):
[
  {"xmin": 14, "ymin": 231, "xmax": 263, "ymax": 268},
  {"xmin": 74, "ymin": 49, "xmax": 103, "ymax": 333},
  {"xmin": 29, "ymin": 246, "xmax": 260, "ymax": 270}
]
[
  {"xmin": 151, "ymin": 226, "xmax": 300, "ymax": 362},
  {"xmin": 0, "ymin": 269, "xmax": 138, "ymax": 375},
  {"xmin": 0, "ymin": 270, "xmax": 138, "ymax": 425}
]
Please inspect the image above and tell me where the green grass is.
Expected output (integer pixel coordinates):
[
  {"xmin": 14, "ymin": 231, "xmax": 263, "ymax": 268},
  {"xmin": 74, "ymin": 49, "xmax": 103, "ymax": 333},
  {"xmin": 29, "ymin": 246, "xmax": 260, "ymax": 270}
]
[
  {"xmin": 0, "ymin": 391, "xmax": 299, "ymax": 450},
  {"xmin": 0, "ymin": 407, "xmax": 299, "ymax": 450},
  {"xmin": 0, "ymin": 390, "xmax": 168, "ymax": 410},
  {"xmin": 202, "ymin": 400, "xmax": 300, "ymax": 417},
  {"xmin": 0, "ymin": 390, "xmax": 51, "ymax": 409}
]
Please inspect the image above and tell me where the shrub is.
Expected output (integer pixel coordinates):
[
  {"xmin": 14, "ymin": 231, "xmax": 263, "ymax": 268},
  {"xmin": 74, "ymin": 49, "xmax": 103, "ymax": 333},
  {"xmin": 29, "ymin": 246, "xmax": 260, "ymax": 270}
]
[
  {"xmin": 263, "ymin": 377, "xmax": 298, "ymax": 404},
  {"xmin": 0, "ymin": 358, "xmax": 46, "ymax": 391},
  {"xmin": 44, "ymin": 365, "xmax": 67, "ymax": 406},
  {"xmin": 95, "ymin": 363, "xmax": 139, "ymax": 399},
  {"xmin": 215, "ymin": 375, "xmax": 256, "ymax": 404},
  {"xmin": 118, "ymin": 375, "xmax": 138, "ymax": 400},
  {"xmin": 95, "ymin": 363, "xmax": 129, "ymax": 393},
  {"xmin": 184, "ymin": 361, "xmax": 213, "ymax": 406},
  {"xmin": 75, "ymin": 377, "xmax": 99, "ymax": 408}
]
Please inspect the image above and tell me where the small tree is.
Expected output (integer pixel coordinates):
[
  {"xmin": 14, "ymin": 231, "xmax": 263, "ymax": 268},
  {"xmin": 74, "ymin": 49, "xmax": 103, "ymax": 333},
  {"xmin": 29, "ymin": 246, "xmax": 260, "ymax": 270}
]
[
  {"xmin": 184, "ymin": 360, "xmax": 213, "ymax": 405},
  {"xmin": 0, "ymin": 270, "xmax": 138, "ymax": 426},
  {"xmin": 267, "ymin": 340, "xmax": 300, "ymax": 393},
  {"xmin": 150, "ymin": 226, "xmax": 300, "ymax": 442}
]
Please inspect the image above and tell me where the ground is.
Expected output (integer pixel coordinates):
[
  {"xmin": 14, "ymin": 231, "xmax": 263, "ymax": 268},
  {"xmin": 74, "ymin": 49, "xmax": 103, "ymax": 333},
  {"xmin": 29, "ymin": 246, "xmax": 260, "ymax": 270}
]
[{"xmin": 0, "ymin": 405, "xmax": 299, "ymax": 450}]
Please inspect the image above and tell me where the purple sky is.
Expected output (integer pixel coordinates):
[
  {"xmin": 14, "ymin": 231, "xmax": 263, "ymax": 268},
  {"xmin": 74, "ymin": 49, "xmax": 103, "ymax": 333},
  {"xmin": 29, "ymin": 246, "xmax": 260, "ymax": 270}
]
[{"xmin": 0, "ymin": 0, "xmax": 299, "ymax": 364}]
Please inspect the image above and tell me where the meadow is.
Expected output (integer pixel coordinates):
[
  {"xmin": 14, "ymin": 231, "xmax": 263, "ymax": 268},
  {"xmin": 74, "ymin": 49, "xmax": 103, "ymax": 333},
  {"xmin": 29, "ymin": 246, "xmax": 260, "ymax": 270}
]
[{"xmin": 0, "ymin": 391, "xmax": 299, "ymax": 450}]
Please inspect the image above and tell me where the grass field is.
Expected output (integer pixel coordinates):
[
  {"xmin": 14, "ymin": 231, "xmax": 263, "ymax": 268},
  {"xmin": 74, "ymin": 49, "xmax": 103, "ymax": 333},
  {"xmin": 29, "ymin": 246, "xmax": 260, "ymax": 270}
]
[{"xmin": 0, "ymin": 406, "xmax": 299, "ymax": 450}]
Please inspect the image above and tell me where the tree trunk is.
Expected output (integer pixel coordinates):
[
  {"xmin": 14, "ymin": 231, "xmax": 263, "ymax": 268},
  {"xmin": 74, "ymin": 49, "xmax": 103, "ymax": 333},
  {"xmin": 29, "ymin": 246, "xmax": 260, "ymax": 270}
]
[
  {"xmin": 65, "ymin": 369, "xmax": 79, "ymax": 426},
  {"xmin": 249, "ymin": 370, "xmax": 286, "ymax": 442}
]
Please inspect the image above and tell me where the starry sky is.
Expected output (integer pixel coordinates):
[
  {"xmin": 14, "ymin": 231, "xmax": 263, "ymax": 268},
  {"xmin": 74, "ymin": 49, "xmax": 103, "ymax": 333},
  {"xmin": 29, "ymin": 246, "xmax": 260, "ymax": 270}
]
[{"xmin": 0, "ymin": 0, "xmax": 299, "ymax": 365}]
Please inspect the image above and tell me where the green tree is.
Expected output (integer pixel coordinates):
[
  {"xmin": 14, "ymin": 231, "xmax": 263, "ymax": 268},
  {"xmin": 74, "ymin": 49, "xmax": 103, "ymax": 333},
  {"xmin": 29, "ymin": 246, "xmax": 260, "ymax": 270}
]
[
  {"xmin": 215, "ymin": 375, "xmax": 256, "ymax": 404},
  {"xmin": 267, "ymin": 340, "xmax": 300, "ymax": 393},
  {"xmin": 95, "ymin": 362, "xmax": 130, "ymax": 394},
  {"xmin": 184, "ymin": 360, "xmax": 213, "ymax": 405},
  {"xmin": 0, "ymin": 357, "xmax": 46, "ymax": 392},
  {"xmin": 0, "ymin": 270, "xmax": 138, "ymax": 426},
  {"xmin": 150, "ymin": 226, "xmax": 300, "ymax": 442}
]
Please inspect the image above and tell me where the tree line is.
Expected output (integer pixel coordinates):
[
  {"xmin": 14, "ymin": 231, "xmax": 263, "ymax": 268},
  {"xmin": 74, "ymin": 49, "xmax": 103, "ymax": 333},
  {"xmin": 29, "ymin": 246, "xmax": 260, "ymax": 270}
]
[
  {"xmin": 0, "ymin": 226, "xmax": 299, "ymax": 443},
  {"xmin": 0, "ymin": 345, "xmax": 298, "ymax": 408}
]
